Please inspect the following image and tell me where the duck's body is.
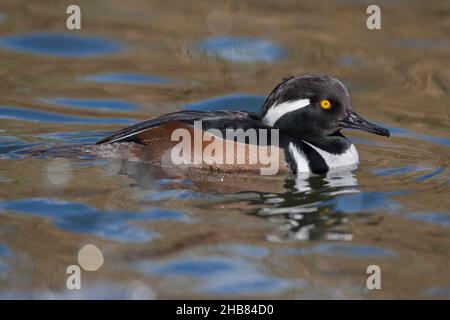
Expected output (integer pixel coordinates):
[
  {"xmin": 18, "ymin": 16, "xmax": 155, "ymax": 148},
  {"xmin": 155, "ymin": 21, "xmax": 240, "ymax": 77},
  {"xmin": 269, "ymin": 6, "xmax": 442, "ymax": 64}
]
[{"xmin": 97, "ymin": 75, "xmax": 389, "ymax": 175}]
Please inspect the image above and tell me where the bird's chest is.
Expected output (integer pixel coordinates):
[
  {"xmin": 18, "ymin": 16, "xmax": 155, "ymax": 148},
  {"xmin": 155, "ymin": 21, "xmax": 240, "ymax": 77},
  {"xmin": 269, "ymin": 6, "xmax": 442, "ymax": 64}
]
[{"xmin": 288, "ymin": 141, "xmax": 359, "ymax": 173}]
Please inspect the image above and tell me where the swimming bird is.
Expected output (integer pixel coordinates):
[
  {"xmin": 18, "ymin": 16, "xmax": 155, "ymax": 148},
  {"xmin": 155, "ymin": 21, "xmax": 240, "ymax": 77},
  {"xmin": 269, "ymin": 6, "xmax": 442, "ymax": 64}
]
[{"xmin": 96, "ymin": 74, "xmax": 389, "ymax": 175}]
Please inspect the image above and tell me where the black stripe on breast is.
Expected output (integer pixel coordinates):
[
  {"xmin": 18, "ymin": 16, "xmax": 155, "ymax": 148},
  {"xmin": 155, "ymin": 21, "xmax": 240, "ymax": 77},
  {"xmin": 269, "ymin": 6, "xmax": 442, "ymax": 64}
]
[
  {"xmin": 283, "ymin": 147, "xmax": 297, "ymax": 173},
  {"xmin": 295, "ymin": 141, "xmax": 329, "ymax": 174}
]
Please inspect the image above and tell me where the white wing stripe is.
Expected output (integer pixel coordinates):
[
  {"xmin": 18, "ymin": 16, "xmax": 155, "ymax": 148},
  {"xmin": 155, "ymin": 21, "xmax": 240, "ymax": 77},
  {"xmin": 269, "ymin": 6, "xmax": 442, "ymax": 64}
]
[{"xmin": 107, "ymin": 128, "xmax": 150, "ymax": 143}]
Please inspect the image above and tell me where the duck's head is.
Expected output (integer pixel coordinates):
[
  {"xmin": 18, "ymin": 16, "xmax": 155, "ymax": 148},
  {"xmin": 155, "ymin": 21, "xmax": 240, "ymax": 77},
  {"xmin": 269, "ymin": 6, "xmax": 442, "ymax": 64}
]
[{"xmin": 260, "ymin": 74, "xmax": 390, "ymax": 143}]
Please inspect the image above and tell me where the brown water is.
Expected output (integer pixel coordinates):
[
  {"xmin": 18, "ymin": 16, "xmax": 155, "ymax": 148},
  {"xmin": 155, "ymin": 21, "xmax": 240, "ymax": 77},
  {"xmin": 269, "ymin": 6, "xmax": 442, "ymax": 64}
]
[{"xmin": 0, "ymin": 0, "xmax": 449, "ymax": 299}]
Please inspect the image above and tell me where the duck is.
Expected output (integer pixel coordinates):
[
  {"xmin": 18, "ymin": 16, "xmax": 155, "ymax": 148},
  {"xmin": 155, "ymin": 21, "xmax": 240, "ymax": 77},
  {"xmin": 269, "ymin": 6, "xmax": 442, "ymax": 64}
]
[{"xmin": 96, "ymin": 74, "xmax": 390, "ymax": 175}]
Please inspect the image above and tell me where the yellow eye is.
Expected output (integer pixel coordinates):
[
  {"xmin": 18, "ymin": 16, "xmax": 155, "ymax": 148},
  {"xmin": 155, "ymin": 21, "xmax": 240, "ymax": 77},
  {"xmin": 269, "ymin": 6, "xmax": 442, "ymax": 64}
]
[{"xmin": 320, "ymin": 99, "xmax": 331, "ymax": 109}]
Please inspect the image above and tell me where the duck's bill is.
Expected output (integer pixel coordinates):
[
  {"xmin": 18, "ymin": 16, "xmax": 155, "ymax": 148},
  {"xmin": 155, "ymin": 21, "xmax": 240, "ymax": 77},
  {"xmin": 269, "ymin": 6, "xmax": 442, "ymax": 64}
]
[{"xmin": 339, "ymin": 111, "xmax": 390, "ymax": 137}]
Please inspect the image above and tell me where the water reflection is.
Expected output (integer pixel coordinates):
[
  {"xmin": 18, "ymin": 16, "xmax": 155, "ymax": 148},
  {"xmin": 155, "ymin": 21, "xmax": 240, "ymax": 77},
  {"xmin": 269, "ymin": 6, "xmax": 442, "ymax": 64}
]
[
  {"xmin": 96, "ymin": 158, "xmax": 371, "ymax": 243},
  {"xmin": 247, "ymin": 169, "xmax": 364, "ymax": 242},
  {"xmin": 0, "ymin": 198, "xmax": 191, "ymax": 242},
  {"xmin": 0, "ymin": 244, "xmax": 11, "ymax": 272},
  {"xmin": 0, "ymin": 282, "xmax": 156, "ymax": 300},
  {"xmin": 373, "ymin": 165, "xmax": 429, "ymax": 177},
  {"xmin": 42, "ymin": 98, "xmax": 140, "ymax": 112},
  {"xmin": 134, "ymin": 255, "xmax": 304, "ymax": 296},
  {"xmin": 0, "ymin": 136, "xmax": 32, "ymax": 156},
  {"xmin": 197, "ymin": 36, "xmax": 288, "ymax": 62},
  {"xmin": 282, "ymin": 243, "xmax": 396, "ymax": 258},
  {"xmin": 386, "ymin": 125, "xmax": 450, "ymax": 147},
  {"xmin": 0, "ymin": 32, "xmax": 122, "ymax": 57},
  {"xmin": 183, "ymin": 94, "xmax": 265, "ymax": 112},
  {"xmin": 83, "ymin": 72, "xmax": 175, "ymax": 85},
  {"xmin": 35, "ymin": 130, "xmax": 106, "ymax": 144},
  {"xmin": 0, "ymin": 105, "xmax": 134, "ymax": 125},
  {"xmin": 424, "ymin": 287, "xmax": 450, "ymax": 299},
  {"xmin": 13, "ymin": 144, "xmax": 405, "ymax": 246},
  {"xmin": 407, "ymin": 212, "xmax": 450, "ymax": 228},
  {"xmin": 338, "ymin": 55, "xmax": 364, "ymax": 67},
  {"xmin": 389, "ymin": 37, "xmax": 448, "ymax": 50}
]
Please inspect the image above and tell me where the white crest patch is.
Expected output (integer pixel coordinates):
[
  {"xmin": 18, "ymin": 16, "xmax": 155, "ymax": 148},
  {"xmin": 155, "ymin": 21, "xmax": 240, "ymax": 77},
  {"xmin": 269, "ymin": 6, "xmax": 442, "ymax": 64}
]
[
  {"xmin": 288, "ymin": 142, "xmax": 310, "ymax": 173},
  {"xmin": 263, "ymin": 99, "xmax": 310, "ymax": 127},
  {"xmin": 303, "ymin": 141, "xmax": 359, "ymax": 169}
]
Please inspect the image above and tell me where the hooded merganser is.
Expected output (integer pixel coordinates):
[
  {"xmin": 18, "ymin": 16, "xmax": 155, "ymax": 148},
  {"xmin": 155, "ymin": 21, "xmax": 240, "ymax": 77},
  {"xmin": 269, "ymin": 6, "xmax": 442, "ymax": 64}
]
[{"xmin": 96, "ymin": 74, "xmax": 390, "ymax": 174}]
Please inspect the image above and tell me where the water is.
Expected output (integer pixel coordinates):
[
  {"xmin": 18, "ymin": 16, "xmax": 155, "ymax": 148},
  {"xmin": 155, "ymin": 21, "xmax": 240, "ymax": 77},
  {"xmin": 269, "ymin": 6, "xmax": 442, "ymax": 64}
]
[
  {"xmin": 83, "ymin": 73, "xmax": 176, "ymax": 85},
  {"xmin": 183, "ymin": 94, "xmax": 266, "ymax": 112},
  {"xmin": 0, "ymin": 106, "xmax": 134, "ymax": 124},
  {"xmin": 197, "ymin": 36, "xmax": 288, "ymax": 62},
  {"xmin": 0, "ymin": 32, "xmax": 122, "ymax": 57},
  {"xmin": 0, "ymin": 0, "xmax": 449, "ymax": 299},
  {"xmin": 42, "ymin": 98, "xmax": 140, "ymax": 112}
]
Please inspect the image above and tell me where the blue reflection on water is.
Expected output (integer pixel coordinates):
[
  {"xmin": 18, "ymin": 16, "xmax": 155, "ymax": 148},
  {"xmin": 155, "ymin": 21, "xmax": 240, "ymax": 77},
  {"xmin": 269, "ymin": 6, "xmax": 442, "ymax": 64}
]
[
  {"xmin": 372, "ymin": 165, "xmax": 447, "ymax": 183},
  {"xmin": 148, "ymin": 257, "xmax": 234, "ymax": 277},
  {"xmin": 198, "ymin": 36, "xmax": 287, "ymax": 62},
  {"xmin": 184, "ymin": 94, "xmax": 265, "ymax": 112},
  {"xmin": 0, "ymin": 106, "xmax": 134, "ymax": 125},
  {"xmin": 205, "ymin": 274, "xmax": 299, "ymax": 295},
  {"xmin": 141, "ymin": 189, "xmax": 225, "ymax": 202},
  {"xmin": 42, "ymin": 98, "xmax": 139, "ymax": 112},
  {"xmin": 135, "ymin": 256, "xmax": 303, "ymax": 295},
  {"xmin": 0, "ymin": 244, "xmax": 11, "ymax": 258},
  {"xmin": 0, "ymin": 136, "xmax": 33, "ymax": 155},
  {"xmin": 0, "ymin": 243, "xmax": 11, "ymax": 272},
  {"xmin": 351, "ymin": 122, "xmax": 450, "ymax": 148},
  {"xmin": 0, "ymin": 282, "xmax": 155, "ymax": 300},
  {"xmin": 322, "ymin": 192, "xmax": 400, "ymax": 213},
  {"xmin": 313, "ymin": 243, "xmax": 396, "ymax": 257},
  {"xmin": 0, "ymin": 198, "xmax": 190, "ymax": 242},
  {"xmin": 373, "ymin": 165, "xmax": 427, "ymax": 177},
  {"xmin": 282, "ymin": 243, "xmax": 397, "ymax": 258},
  {"xmin": 83, "ymin": 72, "xmax": 175, "ymax": 85},
  {"xmin": 390, "ymin": 38, "xmax": 448, "ymax": 50},
  {"xmin": 416, "ymin": 167, "xmax": 445, "ymax": 182},
  {"xmin": 407, "ymin": 212, "xmax": 450, "ymax": 228},
  {"xmin": 338, "ymin": 55, "xmax": 364, "ymax": 67},
  {"xmin": 209, "ymin": 244, "xmax": 270, "ymax": 259},
  {"xmin": 423, "ymin": 286, "xmax": 450, "ymax": 299},
  {"xmin": 35, "ymin": 131, "xmax": 107, "ymax": 144},
  {"xmin": 0, "ymin": 32, "xmax": 122, "ymax": 57},
  {"xmin": 387, "ymin": 125, "xmax": 450, "ymax": 147}
]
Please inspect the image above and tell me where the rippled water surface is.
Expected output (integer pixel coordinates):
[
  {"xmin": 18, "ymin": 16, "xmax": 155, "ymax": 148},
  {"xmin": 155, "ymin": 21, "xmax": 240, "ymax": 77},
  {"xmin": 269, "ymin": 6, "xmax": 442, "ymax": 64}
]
[{"xmin": 0, "ymin": 0, "xmax": 449, "ymax": 299}]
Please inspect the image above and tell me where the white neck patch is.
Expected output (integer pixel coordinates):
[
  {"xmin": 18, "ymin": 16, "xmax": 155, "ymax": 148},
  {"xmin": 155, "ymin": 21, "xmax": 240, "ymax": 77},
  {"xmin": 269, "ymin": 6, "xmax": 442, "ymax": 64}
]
[
  {"xmin": 302, "ymin": 140, "xmax": 359, "ymax": 169},
  {"xmin": 263, "ymin": 99, "xmax": 310, "ymax": 127}
]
